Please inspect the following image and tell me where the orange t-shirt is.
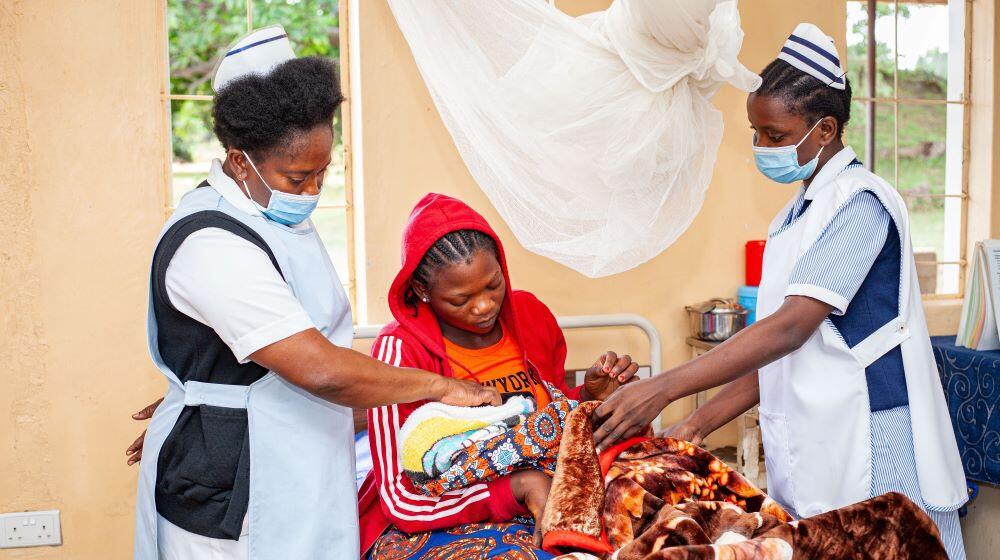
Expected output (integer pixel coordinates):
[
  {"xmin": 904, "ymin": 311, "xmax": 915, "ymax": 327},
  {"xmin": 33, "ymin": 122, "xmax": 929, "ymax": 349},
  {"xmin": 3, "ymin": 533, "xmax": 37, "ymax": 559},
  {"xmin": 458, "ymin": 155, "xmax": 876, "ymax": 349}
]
[{"xmin": 443, "ymin": 331, "xmax": 551, "ymax": 408}]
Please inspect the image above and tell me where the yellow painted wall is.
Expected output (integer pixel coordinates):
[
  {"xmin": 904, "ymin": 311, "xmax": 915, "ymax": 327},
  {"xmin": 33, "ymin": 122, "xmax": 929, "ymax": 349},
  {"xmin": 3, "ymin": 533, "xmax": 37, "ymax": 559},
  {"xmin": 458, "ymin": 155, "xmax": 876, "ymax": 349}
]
[{"xmin": 0, "ymin": 1, "xmax": 170, "ymax": 558}]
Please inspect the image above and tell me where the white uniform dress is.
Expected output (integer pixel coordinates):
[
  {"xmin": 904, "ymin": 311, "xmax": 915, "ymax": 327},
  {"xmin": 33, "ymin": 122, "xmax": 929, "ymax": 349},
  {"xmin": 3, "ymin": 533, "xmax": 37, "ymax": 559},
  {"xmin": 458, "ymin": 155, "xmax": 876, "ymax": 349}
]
[
  {"xmin": 756, "ymin": 146, "xmax": 967, "ymax": 559},
  {"xmin": 135, "ymin": 160, "xmax": 358, "ymax": 559},
  {"xmin": 152, "ymin": 163, "xmax": 318, "ymax": 557}
]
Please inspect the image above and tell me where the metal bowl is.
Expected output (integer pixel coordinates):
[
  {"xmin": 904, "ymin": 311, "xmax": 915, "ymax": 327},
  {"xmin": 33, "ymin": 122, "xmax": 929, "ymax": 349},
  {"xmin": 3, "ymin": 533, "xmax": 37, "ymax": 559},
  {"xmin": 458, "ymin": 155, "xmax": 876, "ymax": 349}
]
[{"xmin": 685, "ymin": 299, "xmax": 749, "ymax": 342}]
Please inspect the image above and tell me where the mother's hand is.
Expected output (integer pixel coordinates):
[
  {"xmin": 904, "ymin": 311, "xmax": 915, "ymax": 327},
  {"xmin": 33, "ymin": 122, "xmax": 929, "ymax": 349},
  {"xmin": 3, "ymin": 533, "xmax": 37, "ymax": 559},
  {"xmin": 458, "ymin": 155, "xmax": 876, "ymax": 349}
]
[
  {"xmin": 582, "ymin": 351, "xmax": 640, "ymax": 401},
  {"xmin": 511, "ymin": 470, "xmax": 553, "ymax": 547},
  {"xmin": 591, "ymin": 377, "xmax": 669, "ymax": 451}
]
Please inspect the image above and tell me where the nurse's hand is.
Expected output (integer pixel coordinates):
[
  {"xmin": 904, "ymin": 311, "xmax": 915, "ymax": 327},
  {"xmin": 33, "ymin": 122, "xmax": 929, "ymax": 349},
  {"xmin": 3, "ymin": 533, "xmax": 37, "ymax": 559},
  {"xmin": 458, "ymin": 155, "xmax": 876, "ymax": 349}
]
[
  {"xmin": 434, "ymin": 377, "xmax": 502, "ymax": 407},
  {"xmin": 582, "ymin": 351, "xmax": 640, "ymax": 401},
  {"xmin": 660, "ymin": 419, "xmax": 705, "ymax": 447},
  {"xmin": 591, "ymin": 377, "xmax": 669, "ymax": 451},
  {"xmin": 511, "ymin": 470, "xmax": 552, "ymax": 546},
  {"xmin": 126, "ymin": 398, "xmax": 163, "ymax": 466}
]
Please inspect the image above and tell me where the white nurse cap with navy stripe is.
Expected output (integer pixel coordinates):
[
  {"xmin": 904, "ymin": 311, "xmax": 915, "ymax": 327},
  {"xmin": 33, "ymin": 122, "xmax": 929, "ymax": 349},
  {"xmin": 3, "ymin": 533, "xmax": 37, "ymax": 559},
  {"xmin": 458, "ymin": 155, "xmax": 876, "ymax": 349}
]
[
  {"xmin": 777, "ymin": 23, "xmax": 846, "ymax": 90},
  {"xmin": 212, "ymin": 25, "xmax": 296, "ymax": 93}
]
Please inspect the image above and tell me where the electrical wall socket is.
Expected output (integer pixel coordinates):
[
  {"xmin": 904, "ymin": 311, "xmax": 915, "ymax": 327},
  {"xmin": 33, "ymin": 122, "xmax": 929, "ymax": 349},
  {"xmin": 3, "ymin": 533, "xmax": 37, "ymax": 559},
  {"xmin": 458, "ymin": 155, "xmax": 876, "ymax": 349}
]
[{"xmin": 0, "ymin": 510, "xmax": 62, "ymax": 549}]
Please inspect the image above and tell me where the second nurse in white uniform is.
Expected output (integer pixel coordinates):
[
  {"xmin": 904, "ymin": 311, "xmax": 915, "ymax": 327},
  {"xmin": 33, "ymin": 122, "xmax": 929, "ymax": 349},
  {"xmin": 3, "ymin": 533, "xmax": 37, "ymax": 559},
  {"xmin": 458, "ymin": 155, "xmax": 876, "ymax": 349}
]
[{"xmin": 592, "ymin": 23, "xmax": 968, "ymax": 559}]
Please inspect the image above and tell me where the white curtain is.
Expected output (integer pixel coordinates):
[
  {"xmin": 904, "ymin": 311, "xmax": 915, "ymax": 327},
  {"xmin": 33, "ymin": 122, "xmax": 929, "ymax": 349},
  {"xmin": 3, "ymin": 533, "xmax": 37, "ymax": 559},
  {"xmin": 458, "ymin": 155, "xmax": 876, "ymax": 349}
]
[{"xmin": 388, "ymin": 0, "xmax": 761, "ymax": 277}]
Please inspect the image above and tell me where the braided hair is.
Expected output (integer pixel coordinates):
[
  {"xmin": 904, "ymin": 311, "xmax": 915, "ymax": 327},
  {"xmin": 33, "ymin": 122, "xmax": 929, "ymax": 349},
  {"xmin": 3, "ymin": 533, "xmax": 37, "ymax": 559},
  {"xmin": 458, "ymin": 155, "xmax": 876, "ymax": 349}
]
[
  {"xmin": 755, "ymin": 59, "xmax": 853, "ymax": 138},
  {"xmin": 407, "ymin": 229, "xmax": 499, "ymax": 306}
]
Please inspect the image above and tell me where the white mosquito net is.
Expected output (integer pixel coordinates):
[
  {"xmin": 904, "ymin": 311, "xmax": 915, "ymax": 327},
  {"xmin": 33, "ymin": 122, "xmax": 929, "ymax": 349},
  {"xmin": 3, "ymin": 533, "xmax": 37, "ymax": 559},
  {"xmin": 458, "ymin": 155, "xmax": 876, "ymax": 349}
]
[{"xmin": 388, "ymin": 0, "xmax": 761, "ymax": 277}]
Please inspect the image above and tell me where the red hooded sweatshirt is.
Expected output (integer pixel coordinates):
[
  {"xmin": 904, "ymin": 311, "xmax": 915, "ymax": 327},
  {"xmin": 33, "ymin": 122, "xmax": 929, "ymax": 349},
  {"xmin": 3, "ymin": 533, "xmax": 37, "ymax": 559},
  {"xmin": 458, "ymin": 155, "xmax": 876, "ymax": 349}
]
[{"xmin": 357, "ymin": 194, "xmax": 583, "ymax": 553}]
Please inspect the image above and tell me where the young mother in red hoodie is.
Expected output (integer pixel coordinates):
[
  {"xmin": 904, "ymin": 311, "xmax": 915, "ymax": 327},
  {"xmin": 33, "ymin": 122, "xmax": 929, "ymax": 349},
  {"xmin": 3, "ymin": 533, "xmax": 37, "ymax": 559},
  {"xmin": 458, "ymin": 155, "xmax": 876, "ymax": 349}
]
[{"xmin": 358, "ymin": 194, "xmax": 639, "ymax": 559}]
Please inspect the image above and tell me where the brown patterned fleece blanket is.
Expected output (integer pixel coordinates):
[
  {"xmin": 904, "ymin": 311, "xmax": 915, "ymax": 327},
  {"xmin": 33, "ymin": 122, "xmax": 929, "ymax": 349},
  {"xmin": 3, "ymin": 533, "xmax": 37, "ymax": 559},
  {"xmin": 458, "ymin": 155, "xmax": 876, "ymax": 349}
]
[{"xmin": 539, "ymin": 402, "xmax": 948, "ymax": 560}]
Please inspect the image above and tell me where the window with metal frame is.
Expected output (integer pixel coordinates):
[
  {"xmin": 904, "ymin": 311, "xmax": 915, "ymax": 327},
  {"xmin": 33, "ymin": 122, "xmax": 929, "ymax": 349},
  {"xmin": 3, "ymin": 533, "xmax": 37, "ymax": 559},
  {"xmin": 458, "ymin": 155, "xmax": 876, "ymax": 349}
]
[
  {"xmin": 162, "ymin": 0, "xmax": 356, "ymax": 307},
  {"xmin": 845, "ymin": 0, "xmax": 970, "ymax": 297}
]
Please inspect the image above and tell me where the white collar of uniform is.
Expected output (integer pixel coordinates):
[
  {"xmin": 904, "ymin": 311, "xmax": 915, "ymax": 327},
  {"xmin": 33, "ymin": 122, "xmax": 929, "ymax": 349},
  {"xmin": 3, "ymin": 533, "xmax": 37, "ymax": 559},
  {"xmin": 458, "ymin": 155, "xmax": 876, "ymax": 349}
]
[
  {"xmin": 803, "ymin": 145, "xmax": 858, "ymax": 201},
  {"xmin": 208, "ymin": 158, "xmax": 264, "ymax": 217}
]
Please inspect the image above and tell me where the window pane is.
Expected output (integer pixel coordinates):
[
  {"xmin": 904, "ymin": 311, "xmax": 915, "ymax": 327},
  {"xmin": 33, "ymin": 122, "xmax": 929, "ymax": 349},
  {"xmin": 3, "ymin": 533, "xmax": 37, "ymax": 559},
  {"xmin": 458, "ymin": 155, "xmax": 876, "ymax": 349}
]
[
  {"xmin": 896, "ymin": 2, "xmax": 957, "ymax": 101},
  {"xmin": 846, "ymin": 2, "xmax": 870, "ymax": 95},
  {"xmin": 910, "ymin": 210, "xmax": 962, "ymax": 297},
  {"xmin": 312, "ymin": 207, "xmax": 349, "ymax": 278},
  {"xmin": 847, "ymin": 101, "xmax": 903, "ymax": 187},
  {"xmin": 898, "ymin": 102, "xmax": 962, "ymax": 294},
  {"xmin": 252, "ymin": 1, "xmax": 340, "ymax": 59},
  {"xmin": 846, "ymin": 1, "xmax": 896, "ymax": 98},
  {"xmin": 168, "ymin": 0, "xmax": 249, "ymax": 96},
  {"xmin": 845, "ymin": 99, "xmax": 868, "ymax": 163},
  {"xmin": 900, "ymin": 103, "xmax": 947, "ymax": 292},
  {"xmin": 916, "ymin": 262, "xmax": 962, "ymax": 297},
  {"xmin": 910, "ymin": 201, "xmax": 945, "ymax": 282},
  {"xmin": 171, "ymin": 99, "xmax": 223, "ymax": 206},
  {"xmin": 897, "ymin": 104, "xmax": 946, "ymax": 199},
  {"xmin": 320, "ymin": 111, "xmax": 347, "ymax": 206},
  {"xmin": 870, "ymin": 102, "xmax": 896, "ymax": 182}
]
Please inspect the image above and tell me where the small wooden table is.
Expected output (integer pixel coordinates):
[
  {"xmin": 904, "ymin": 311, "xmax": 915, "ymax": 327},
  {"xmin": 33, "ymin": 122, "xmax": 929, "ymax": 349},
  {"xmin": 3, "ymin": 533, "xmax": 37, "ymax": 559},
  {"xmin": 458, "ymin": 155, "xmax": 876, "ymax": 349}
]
[{"xmin": 686, "ymin": 337, "xmax": 765, "ymax": 489}]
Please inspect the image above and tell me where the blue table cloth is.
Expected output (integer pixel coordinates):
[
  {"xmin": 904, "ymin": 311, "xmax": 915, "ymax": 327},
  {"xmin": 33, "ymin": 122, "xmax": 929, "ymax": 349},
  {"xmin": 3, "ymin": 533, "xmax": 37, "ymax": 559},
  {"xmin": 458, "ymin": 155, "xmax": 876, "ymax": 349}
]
[{"xmin": 930, "ymin": 336, "xmax": 1000, "ymax": 485}]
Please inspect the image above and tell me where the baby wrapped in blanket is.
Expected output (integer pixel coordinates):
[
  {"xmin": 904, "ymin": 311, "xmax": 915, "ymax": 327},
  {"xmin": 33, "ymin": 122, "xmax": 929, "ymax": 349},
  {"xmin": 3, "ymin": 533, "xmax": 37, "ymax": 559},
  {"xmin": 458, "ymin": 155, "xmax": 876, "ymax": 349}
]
[{"xmin": 399, "ymin": 384, "xmax": 578, "ymax": 496}]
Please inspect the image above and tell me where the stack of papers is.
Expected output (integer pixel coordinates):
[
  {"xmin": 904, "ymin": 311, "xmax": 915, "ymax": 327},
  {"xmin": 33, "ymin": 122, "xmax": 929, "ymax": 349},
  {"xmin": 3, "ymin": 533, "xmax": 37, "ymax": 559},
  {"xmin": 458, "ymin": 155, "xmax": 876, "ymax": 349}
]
[{"xmin": 956, "ymin": 240, "xmax": 1000, "ymax": 350}]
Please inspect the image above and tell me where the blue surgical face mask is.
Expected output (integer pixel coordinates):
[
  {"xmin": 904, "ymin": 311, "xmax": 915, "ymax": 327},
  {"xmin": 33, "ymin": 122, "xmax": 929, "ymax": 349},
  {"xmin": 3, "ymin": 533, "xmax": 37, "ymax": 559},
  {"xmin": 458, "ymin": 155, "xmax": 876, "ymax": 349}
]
[
  {"xmin": 752, "ymin": 119, "xmax": 825, "ymax": 184},
  {"xmin": 240, "ymin": 151, "xmax": 320, "ymax": 226}
]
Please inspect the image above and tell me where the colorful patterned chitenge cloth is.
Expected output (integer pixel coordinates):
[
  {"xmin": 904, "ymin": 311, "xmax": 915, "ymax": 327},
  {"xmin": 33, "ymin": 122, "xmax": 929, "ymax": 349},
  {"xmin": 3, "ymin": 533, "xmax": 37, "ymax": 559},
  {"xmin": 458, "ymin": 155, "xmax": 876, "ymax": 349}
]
[
  {"xmin": 401, "ymin": 384, "xmax": 577, "ymax": 496},
  {"xmin": 399, "ymin": 395, "xmax": 537, "ymax": 480},
  {"xmin": 368, "ymin": 523, "xmax": 555, "ymax": 560},
  {"xmin": 370, "ymin": 386, "xmax": 577, "ymax": 559}
]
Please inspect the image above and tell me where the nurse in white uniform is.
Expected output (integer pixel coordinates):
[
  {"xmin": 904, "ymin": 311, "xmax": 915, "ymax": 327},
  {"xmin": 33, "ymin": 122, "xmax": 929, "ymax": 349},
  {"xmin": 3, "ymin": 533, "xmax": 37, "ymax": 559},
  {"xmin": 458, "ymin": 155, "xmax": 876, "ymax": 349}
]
[
  {"xmin": 132, "ymin": 26, "xmax": 499, "ymax": 560},
  {"xmin": 592, "ymin": 23, "xmax": 968, "ymax": 558}
]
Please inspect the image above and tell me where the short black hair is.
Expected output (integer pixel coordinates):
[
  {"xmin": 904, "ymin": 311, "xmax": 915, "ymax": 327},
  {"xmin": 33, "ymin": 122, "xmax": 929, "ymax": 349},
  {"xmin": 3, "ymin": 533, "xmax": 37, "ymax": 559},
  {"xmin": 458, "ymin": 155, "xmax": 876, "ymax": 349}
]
[
  {"xmin": 212, "ymin": 56, "xmax": 343, "ymax": 158},
  {"xmin": 756, "ymin": 59, "xmax": 852, "ymax": 137},
  {"xmin": 407, "ymin": 230, "xmax": 498, "ymax": 306}
]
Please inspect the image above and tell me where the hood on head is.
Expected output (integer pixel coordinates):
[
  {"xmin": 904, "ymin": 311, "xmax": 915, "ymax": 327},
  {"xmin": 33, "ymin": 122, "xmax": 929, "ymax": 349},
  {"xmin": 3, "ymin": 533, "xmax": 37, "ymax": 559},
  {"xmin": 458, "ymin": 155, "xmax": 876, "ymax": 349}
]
[{"xmin": 388, "ymin": 193, "xmax": 515, "ymax": 363}]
